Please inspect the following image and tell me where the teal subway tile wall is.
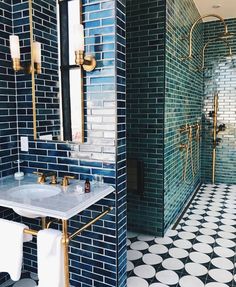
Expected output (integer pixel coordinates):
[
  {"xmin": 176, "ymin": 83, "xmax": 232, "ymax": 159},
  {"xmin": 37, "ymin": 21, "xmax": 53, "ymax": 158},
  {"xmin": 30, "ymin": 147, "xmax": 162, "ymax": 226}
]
[
  {"xmin": 164, "ymin": 0, "xmax": 203, "ymax": 231},
  {"xmin": 202, "ymin": 18, "xmax": 236, "ymax": 184},
  {"xmin": 126, "ymin": 0, "xmax": 166, "ymax": 235},
  {"xmin": 127, "ymin": 0, "xmax": 204, "ymax": 235}
]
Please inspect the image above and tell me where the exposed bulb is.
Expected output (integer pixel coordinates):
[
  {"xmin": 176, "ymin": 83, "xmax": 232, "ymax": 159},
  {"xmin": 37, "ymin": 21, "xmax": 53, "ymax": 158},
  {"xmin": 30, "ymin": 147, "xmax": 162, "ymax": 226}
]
[
  {"xmin": 33, "ymin": 41, "xmax": 41, "ymax": 64},
  {"xmin": 9, "ymin": 35, "xmax": 20, "ymax": 59}
]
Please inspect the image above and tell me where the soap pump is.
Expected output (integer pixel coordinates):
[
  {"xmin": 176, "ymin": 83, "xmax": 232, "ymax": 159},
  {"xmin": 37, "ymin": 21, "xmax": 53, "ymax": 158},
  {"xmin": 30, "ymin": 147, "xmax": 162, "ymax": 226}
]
[{"xmin": 14, "ymin": 160, "xmax": 24, "ymax": 180}]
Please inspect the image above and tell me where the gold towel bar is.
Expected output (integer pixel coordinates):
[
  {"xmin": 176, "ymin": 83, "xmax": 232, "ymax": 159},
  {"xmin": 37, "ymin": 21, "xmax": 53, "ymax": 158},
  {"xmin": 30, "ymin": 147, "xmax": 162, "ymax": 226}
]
[{"xmin": 23, "ymin": 207, "xmax": 113, "ymax": 241}]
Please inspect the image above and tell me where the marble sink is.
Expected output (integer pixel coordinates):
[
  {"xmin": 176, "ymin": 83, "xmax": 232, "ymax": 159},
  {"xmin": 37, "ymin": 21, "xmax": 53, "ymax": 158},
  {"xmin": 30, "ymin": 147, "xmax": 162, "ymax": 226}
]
[
  {"xmin": 9, "ymin": 184, "xmax": 61, "ymax": 218},
  {"xmin": 0, "ymin": 174, "xmax": 114, "ymax": 220}
]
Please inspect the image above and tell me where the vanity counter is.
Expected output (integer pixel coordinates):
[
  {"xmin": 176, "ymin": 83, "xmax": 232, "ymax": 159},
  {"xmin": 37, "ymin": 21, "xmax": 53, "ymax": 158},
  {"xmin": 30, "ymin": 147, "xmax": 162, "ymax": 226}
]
[{"xmin": 0, "ymin": 174, "xmax": 114, "ymax": 219}]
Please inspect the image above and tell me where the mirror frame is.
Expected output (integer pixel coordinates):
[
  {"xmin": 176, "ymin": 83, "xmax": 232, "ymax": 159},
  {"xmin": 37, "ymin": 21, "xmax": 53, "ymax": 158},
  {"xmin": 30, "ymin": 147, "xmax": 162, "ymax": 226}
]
[{"xmin": 30, "ymin": 0, "xmax": 85, "ymax": 143}]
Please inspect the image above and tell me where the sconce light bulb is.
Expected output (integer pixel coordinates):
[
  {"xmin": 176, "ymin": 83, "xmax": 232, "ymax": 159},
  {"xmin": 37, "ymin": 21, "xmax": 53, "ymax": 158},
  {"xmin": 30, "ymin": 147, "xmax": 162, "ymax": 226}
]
[
  {"xmin": 9, "ymin": 35, "xmax": 20, "ymax": 59},
  {"xmin": 33, "ymin": 41, "xmax": 42, "ymax": 64},
  {"xmin": 74, "ymin": 24, "xmax": 85, "ymax": 52}
]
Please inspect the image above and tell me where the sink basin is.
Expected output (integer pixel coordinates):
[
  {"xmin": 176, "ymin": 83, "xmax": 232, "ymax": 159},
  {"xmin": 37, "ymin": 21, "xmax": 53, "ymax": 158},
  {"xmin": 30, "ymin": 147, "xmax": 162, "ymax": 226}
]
[{"xmin": 9, "ymin": 184, "xmax": 61, "ymax": 218}]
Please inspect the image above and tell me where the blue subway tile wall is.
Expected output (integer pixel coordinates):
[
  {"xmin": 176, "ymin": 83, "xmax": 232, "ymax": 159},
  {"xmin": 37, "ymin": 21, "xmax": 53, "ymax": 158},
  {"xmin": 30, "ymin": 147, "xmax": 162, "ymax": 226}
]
[
  {"xmin": 0, "ymin": 0, "xmax": 18, "ymax": 178},
  {"xmin": 126, "ymin": 0, "xmax": 166, "ymax": 236},
  {"xmin": 164, "ymin": 0, "xmax": 203, "ymax": 231},
  {"xmin": 0, "ymin": 0, "xmax": 127, "ymax": 286},
  {"xmin": 202, "ymin": 18, "xmax": 236, "ymax": 184}
]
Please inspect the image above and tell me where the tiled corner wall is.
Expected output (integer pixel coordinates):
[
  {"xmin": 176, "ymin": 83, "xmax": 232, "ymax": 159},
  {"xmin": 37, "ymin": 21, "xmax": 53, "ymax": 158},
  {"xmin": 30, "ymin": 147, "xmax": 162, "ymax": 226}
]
[
  {"xmin": 127, "ymin": 0, "xmax": 204, "ymax": 235},
  {"xmin": 164, "ymin": 0, "xmax": 203, "ymax": 231},
  {"xmin": 202, "ymin": 18, "xmax": 236, "ymax": 184},
  {"xmin": 115, "ymin": 1, "xmax": 126, "ymax": 286},
  {"xmin": 0, "ymin": 0, "xmax": 127, "ymax": 286},
  {"xmin": 0, "ymin": 1, "xmax": 18, "ymax": 178},
  {"xmin": 126, "ymin": 0, "xmax": 166, "ymax": 236}
]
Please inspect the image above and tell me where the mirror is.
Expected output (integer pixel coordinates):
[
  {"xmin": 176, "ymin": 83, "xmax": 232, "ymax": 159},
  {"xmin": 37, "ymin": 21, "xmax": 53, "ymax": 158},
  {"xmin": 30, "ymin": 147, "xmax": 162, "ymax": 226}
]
[{"xmin": 32, "ymin": 0, "xmax": 84, "ymax": 143}]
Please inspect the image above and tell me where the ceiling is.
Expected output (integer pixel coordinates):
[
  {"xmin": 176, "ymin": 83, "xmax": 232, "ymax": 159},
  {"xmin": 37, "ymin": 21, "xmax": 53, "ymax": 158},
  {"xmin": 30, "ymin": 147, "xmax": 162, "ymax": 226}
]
[{"xmin": 193, "ymin": 0, "xmax": 236, "ymax": 22}]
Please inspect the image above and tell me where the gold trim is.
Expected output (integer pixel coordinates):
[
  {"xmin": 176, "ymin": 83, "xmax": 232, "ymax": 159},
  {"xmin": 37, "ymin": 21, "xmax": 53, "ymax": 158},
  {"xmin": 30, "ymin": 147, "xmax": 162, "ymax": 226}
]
[
  {"xmin": 181, "ymin": 14, "xmax": 231, "ymax": 62},
  {"xmin": 82, "ymin": 55, "xmax": 97, "ymax": 72},
  {"xmin": 69, "ymin": 207, "xmax": 113, "ymax": 240},
  {"xmin": 212, "ymin": 93, "xmax": 218, "ymax": 184},
  {"xmin": 62, "ymin": 220, "xmax": 70, "ymax": 287},
  {"xmin": 28, "ymin": 0, "xmax": 37, "ymax": 140}
]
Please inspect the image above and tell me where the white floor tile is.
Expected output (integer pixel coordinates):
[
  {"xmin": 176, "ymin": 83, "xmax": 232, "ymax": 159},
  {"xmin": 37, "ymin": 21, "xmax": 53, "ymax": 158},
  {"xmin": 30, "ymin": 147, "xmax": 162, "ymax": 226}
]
[
  {"xmin": 179, "ymin": 275, "xmax": 204, "ymax": 287},
  {"xmin": 208, "ymin": 269, "xmax": 233, "ymax": 283},
  {"xmin": 134, "ymin": 265, "xmax": 156, "ymax": 279},
  {"xmin": 155, "ymin": 270, "xmax": 179, "ymax": 285}
]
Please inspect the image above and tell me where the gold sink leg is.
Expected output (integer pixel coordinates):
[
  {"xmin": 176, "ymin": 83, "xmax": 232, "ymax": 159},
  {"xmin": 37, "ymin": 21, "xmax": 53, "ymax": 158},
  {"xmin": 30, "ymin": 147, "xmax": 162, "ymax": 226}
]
[
  {"xmin": 41, "ymin": 217, "xmax": 46, "ymax": 229},
  {"xmin": 62, "ymin": 220, "xmax": 70, "ymax": 287}
]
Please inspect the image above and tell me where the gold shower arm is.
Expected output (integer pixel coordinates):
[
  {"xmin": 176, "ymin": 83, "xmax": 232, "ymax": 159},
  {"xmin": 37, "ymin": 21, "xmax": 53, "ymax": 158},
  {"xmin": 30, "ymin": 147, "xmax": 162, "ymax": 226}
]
[
  {"xmin": 196, "ymin": 38, "xmax": 233, "ymax": 71},
  {"xmin": 182, "ymin": 14, "xmax": 229, "ymax": 60}
]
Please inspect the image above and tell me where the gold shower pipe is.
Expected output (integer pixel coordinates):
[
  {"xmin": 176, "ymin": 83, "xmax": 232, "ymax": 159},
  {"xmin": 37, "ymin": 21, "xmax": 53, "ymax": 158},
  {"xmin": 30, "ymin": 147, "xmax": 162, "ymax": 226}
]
[
  {"xmin": 196, "ymin": 38, "xmax": 233, "ymax": 71},
  {"xmin": 212, "ymin": 94, "xmax": 218, "ymax": 184},
  {"xmin": 180, "ymin": 123, "xmax": 200, "ymax": 133},
  {"xmin": 23, "ymin": 207, "xmax": 112, "ymax": 287},
  {"xmin": 182, "ymin": 14, "xmax": 229, "ymax": 61}
]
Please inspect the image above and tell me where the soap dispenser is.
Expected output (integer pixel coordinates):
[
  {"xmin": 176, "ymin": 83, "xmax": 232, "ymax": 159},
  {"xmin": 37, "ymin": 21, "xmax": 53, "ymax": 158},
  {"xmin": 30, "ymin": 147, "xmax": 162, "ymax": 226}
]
[{"xmin": 14, "ymin": 160, "xmax": 24, "ymax": 180}]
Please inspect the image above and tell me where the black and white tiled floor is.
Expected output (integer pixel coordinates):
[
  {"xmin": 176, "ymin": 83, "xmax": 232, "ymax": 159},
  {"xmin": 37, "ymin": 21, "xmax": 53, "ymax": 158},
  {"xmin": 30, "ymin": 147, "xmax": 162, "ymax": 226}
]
[{"xmin": 127, "ymin": 184, "xmax": 236, "ymax": 287}]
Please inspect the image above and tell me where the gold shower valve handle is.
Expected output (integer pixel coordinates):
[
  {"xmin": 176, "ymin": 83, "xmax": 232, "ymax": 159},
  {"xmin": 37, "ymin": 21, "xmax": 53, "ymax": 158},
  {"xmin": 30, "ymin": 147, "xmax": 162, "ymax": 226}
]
[
  {"xmin": 61, "ymin": 175, "xmax": 75, "ymax": 187},
  {"xmin": 179, "ymin": 144, "xmax": 188, "ymax": 151}
]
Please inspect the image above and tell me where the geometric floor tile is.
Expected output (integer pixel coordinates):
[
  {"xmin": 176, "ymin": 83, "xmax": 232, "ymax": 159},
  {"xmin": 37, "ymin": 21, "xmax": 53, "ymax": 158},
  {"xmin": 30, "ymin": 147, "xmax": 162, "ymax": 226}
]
[{"xmin": 127, "ymin": 183, "xmax": 236, "ymax": 287}]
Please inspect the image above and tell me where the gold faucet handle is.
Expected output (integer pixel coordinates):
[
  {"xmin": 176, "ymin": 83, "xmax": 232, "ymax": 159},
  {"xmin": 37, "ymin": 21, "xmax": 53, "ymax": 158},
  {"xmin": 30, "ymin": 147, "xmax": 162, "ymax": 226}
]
[
  {"xmin": 33, "ymin": 171, "xmax": 46, "ymax": 183},
  {"xmin": 50, "ymin": 174, "xmax": 58, "ymax": 185},
  {"xmin": 61, "ymin": 175, "xmax": 75, "ymax": 187}
]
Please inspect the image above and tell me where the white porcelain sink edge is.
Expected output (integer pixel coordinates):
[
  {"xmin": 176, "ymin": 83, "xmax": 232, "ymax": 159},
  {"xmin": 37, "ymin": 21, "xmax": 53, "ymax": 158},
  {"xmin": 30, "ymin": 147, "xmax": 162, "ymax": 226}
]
[{"xmin": 0, "ymin": 174, "xmax": 115, "ymax": 219}]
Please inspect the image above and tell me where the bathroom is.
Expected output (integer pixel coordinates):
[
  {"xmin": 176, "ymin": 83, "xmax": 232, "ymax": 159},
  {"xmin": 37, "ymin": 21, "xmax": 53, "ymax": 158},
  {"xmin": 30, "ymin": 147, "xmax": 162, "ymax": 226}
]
[{"xmin": 0, "ymin": 0, "xmax": 235, "ymax": 286}]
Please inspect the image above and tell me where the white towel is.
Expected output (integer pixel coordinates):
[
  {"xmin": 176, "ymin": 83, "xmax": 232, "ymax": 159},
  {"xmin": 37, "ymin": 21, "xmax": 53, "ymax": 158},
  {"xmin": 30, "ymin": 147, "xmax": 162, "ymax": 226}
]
[
  {"xmin": 37, "ymin": 229, "xmax": 65, "ymax": 287},
  {"xmin": 0, "ymin": 219, "xmax": 32, "ymax": 281}
]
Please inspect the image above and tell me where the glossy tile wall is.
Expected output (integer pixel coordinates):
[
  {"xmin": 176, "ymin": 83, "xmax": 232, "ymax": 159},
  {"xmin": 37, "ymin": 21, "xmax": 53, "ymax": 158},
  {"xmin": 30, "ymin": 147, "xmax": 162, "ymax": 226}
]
[
  {"xmin": 0, "ymin": 0, "xmax": 127, "ymax": 286},
  {"xmin": 126, "ymin": 0, "xmax": 166, "ymax": 235},
  {"xmin": 127, "ymin": 0, "xmax": 203, "ymax": 236},
  {"xmin": 202, "ymin": 18, "xmax": 236, "ymax": 184},
  {"xmin": 164, "ymin": 0, "xmax": 203, "ymax": 231}
]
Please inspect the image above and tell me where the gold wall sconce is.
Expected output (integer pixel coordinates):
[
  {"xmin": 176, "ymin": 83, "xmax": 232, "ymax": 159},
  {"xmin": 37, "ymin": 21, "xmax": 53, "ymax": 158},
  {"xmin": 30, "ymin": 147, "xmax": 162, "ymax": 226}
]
[
  {"xmin": 74, "ymin": 24, "xmax": 96, "ymax": 72},
  {"xmin": 9, "ymin": 35, "xmax": 41, "ymax": 74},
  {"xmin": 180, "ymin": 14, "xmax": 234, "ymax": 66}
]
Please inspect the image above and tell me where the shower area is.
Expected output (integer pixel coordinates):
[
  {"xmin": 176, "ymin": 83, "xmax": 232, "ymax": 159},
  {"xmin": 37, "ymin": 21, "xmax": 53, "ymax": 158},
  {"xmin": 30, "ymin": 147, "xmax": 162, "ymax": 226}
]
[{"xmin": 126, "ymin": 0, "xmax": 236, "ymax": 237}]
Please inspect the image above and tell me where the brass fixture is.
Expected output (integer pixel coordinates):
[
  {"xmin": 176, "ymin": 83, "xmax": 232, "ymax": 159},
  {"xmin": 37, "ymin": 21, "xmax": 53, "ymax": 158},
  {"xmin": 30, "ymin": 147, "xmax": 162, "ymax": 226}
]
[
  {"xmin": 46, "ymin": 218, "xmax": 61, "ymax": 229},
  {"xmin": 179, "ymin": 143, "xmax": 188, "ymax": 151},
  {"xmin": 181, "ymin": 14, "xmax": 234, "ymax": 62},
  {"xmin": 61, "ymin": 175, "xmax": 76, "ymax": 187},
  {"xmin": 23, "ymin": 207, "xmax": 113, "ymax": 287},
  {"xmin": 195, "ymin": 37, "xmax": 233, "ymax": 71},
  {"xmin": 180, "ymin": 123, "xmax": 201, "ymax": 184},
  {"xmin": 33, "ymin": 172, "xmax": 47, "ymax": 184},
  {"xmin": 50, "ymin": 174, "xmax": 58, "ymax": 185},
  {"xmin": 212, "ymin": 93, "xmax": 219, "ymax": 184},
  {"xmin": 75, "ymin": 50, "xmax": 97, "ymax": 72},
  {"xmin": 33, "ymin": 171, "xmax": 57, "ymax": 184},
  {"xmin": 41, "ymin": 217, "xmax": 46, "ymax": 229},
  {"xmin": 9, "ymin": 36, "xmax": 41, "ymax": 74}
]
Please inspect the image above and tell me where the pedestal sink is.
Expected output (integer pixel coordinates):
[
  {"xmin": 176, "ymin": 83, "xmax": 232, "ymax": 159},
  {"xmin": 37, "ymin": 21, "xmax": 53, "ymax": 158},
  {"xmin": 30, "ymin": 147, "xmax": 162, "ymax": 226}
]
[{"xmin": 9, "ymin": 184, "xmax": 61, "ymax": 218}]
